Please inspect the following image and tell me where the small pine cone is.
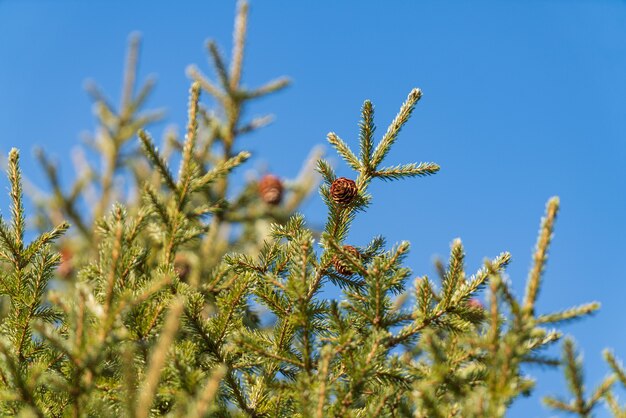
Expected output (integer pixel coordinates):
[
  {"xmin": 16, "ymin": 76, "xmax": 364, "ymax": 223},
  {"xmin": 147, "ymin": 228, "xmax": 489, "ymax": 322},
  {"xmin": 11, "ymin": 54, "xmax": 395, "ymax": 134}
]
[
  {"xmin": 330, "ymin": 177, "xmax": 357, "ymax": 206},
  {"xmin": 467, "ymin": 298, "xmax": 484, "ymax": 310},
  {"xmin": 174, "ymin": 254, "xmax": 191, "ymax": 282},
  {"xmin": 57, "ymin": 247, "xmax": 74, "ymax": 279},
  {"xmin": 332, "ymin": 245, "xmax": 361, "ymax": 276},
  {"xmin": 258, "ymin": 174, "xmax": 283, "ymax": 205}
]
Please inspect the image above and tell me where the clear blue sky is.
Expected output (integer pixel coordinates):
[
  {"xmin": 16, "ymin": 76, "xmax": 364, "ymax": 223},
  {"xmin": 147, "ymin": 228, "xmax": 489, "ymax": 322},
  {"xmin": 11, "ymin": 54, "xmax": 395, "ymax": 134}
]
[{"xmin": 1, "ymin": 1, "xmax": 625, "ymax": 416}]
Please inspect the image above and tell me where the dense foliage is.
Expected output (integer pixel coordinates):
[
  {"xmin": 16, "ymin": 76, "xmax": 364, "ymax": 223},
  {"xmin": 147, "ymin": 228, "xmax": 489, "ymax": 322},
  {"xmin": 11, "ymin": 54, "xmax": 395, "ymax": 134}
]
[{"xmin": 1, "ymin": 2, "xmax": 624, "ymax": 417}]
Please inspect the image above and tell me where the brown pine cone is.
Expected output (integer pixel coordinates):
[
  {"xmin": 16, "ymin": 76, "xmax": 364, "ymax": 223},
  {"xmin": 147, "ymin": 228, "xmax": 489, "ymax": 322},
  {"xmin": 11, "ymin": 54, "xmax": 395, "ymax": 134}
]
[
  {"xmin": 467, "ymin": 298, "xmax": 484, "ymax": 310},
  {"xmin": 57, "ymin": 247, "xmax": 74, "ymax": 279},
  {"xmin": 332, "ymin": 245, "xmax": 361, "ymax": 276},
  {"xmin": 330, "ymin": 177, "xmax": 357, "ymax": 206},
  {"xmin": 258, "ymin": 174, "xmax": 283, "ymax": 205},
  {"xmin": 174, "ymin": 254, "xmax": 191, "ymax": 282}
]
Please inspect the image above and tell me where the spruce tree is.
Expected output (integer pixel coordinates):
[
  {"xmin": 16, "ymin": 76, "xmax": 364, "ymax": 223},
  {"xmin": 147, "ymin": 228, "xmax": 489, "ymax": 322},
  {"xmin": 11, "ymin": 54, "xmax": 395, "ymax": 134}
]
[{"xmin": 0, "ymin": 2, "xmax": 622, "ymax": 417}]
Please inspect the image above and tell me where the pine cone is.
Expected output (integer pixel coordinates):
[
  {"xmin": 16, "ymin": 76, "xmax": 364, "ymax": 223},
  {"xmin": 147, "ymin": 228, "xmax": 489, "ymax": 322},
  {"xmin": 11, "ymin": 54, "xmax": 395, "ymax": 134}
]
[
  {"xmin": 57, "ymin": 247, "xmax": 74, "ymax": 279},
  {"xmin": 258, "ymin": 174, "xmax": 283, "ymax": 205},
  {"xmin": 467, "ymin": 298, "xmax": 484, "ymax": 310},
  {"xmin": 332, "ymin": 245, "xmax": 361, "ymax": 276},
  {"xmin": 174, "ymin": 254, "xmax": 191, "ymax": 282},
  {"xmin": 330, "ymin": 177, "xmax": 357, "ymax": 206}
]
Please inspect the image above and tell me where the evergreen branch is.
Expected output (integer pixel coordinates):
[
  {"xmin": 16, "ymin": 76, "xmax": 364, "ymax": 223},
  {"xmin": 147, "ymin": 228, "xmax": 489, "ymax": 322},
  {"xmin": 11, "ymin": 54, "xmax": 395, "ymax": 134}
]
[
  {"xmin": 135, "ymin": 298, "xmax": 184, "ymax": 418},
  {"xmin": 125, "ymin": 111, "xmax": 166, "ymax": 136},
  {"xmin": 230, "ymin": 0, "xmax": 248, "ymax": 90},
  {"xmin": 497, "ymin": 274, "xmax": 523, "ymax": 322},
  {"xmin": 0, "ymin": 218, "xmax": 18, "ymax": 266},
  {"xmin": 522, "ymin": 354, "xmax": 561, "ymax": 367},
  {"xmin": 131, "ymin": 76, "xmax": 157, "ymax": 113},
  {"xmin": 243, "ymin": 77, "xmax": 291, "ymax": 99},
  {"xmin": 225, "ymin": 371, "xmax": 256, "ymax": 417},
  {"xmin": 120, "ymin": 32, "xmax": 140, "ymax": 116},
  {"xmin": 32, "ymin": 321, "xmax": 76, "ymax": 366},
  {"xmin": 23, "ymin": 222, "xmax": 70, "ymax": 264},
  {"xmin": 102, "ymin": 206, "xmax": 124, "ymax": 320},
  {"xmin": 605, "ymin": 350, "xmax": 626, "ymax": 388},
  {"xmin": 524, "ymin": 196, "xmax": 559, "ymax": 316},
  {"xmin": 327, "ymin": 133, "xmax": 360, "ymax": 172},
  {"xmin": 526, "ymin": 329, "xmax": 561, "ymax": 351},
  {"xmin": 215, "ymin": 275, "xmax": 252, "ymax": 346},
  {"xmin": 564, "ymin": 339, "xmax": 587, "ymax": 416},
  {"xmin": 545, "ymin": 339, "xmax": 614, "ymax": 418},
  {"xmin": 8, "ymin": 149, "xmax": 24, "ymax": 253},
  {"xmin": 370, "ymin": 88, "xmax": 422, "ymax": 168},
  {"xmin": 16, "ymin": 250, "xmax": 60, "ymax": 362},
  {"xmin": 34, "ymin": 148, "xmax": 90, "ymax": 237},
  {"xmin": 120, "ymin": 346, "xmax": 138, "ymax": 417},
  {"xmin": 254, "ymin": 281, "xmax": 290, "ymax": 316},
  {"xmin": 589, "ymin": 375, "xmax": 616, "ymax": 406},
  {"xmin": 327, "ymin": 272, "xmax": 366, "ymax": 290},
  {"xmin": 239, "ymin": 339, "xmax": 305, "ymax": 369},
  {"xmin": 359, "ymin": 100, "xmax": 375, "ymax": 170},
  {"xmin": 189, "ymin": 365, "xmax": 227, "ymax": 418},
  {"xmin": 192, "ymin": 150, "xmax": 251, "ymax": 191},
  {"xmin": 0, "ymin": 339, "xmax": 44, "ymax": 418},
  {"xmin": 236, "ymin": 114, "xmax": 274, "ymax": 135},
  {"xmin": 454, "ymin": 252, "xmax": 511, "ymax": 303},
  {"xmin": 84, "ymin": 80, "xmax": 115, "ymax": 115},
  {"xmin": 441, "ymin": 239, "xmax": 464, "ymax": 306},
  {"xmin": 316, "ymin": 347, "xmax": 333, "ymax": 418},
  {"xmin": 185, "ymin": 65, "xmax": 226, "ymax": 100},
  {"xmin": 177, "ymin": 82, "xmax": 202, "ymax": 209},
  {"xmin": 536, "ymin": 302, "xmax": 600, "ymax": 325},
  {"xmin": 138, "ymin": 130, "xmax": 179, "ymax": 195},
  {"xmin": 373, "ymin": 162, "xmax": 440, "ymax": 181},
  {"xmin": 416, "ymin": 276, "xmax": 434, "ymax": 315},
  {"xmin": 543, "ymin": 396, "xmax": 577, "ymax": 413},
  {"xmin": 207, "ymin": 41, "xmax": 231, "ymax": 93},
  {"xmin": 387, "ymin": 306, "xmax": 449, "ymax": 347},
  {"xmin": 316, "ymin": 159, "xmax": 336, "ymax": 185},
  {"xmin": 604, "ymin": 391, "xmax": 626, "ymax": 418},
  {"xmin": 186, "ymin": 201, "xmax": 226, "ymax": 219},
  {"xmin": 143, "ymin": 185, "xmax": 171, "ymax": 226},
  {"xmin": 67, "ymin": 171, "xmax": 90, "ymax": 205},
  {"xmin": 487, "ymin": 276, "xmax": 501, "ymax": 353},
  {"xmin": 86, "ymin": 36, "xmax": 161, "ymax": 222},
  {"xmin": 184, "ymin": 310, "xmax": 257, "ymax": 416}
]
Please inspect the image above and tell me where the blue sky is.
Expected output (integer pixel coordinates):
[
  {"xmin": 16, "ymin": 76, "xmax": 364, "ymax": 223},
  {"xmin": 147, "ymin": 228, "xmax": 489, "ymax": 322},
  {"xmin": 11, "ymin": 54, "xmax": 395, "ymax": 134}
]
[{"xmin": 1, "ymin": 1, "xmax": 626, "ymax": 416}]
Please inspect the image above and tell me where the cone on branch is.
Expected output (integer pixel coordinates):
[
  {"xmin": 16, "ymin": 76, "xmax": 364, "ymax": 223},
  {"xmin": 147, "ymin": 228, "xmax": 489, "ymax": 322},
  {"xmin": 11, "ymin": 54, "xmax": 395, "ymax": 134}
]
[
  {"xmin": 330, "ymin": 177, "xmax": 357, "ymax": 206},
  {"xmin": 258, "ymin": 174, "xmax": 283, "ymax": 205},
  {"xmin": 332, "ymin": 245, "xmax": 361, "ymax": 276},
  {"xmin": 467, "ymin": 298, "xmax": 484, "ymax": 310},
  {"xmin": 174, "ymin": 253, "xmax": 191, "ymax": 282},
  {"xmin": 57, "ymin": 246, "xmax": 74, "ymax": 279}
]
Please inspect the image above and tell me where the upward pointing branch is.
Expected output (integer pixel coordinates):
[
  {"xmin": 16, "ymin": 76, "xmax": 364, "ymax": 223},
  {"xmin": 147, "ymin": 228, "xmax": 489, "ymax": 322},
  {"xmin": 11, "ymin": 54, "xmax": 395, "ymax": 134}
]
[
  {"xmin": 523, "ymin": 196, "xmax": 560, "ymax": 316},
  {"xmin": 370, "ymin": 88, "xmax": 422, "ymax": 169},
  {"xmin": 177, "ymin": 82, "xmax": 202, "ymax": 209},
  {"xmin": 120, "ymin": 32, "xmax": 141, "ymax": 119},
  {"xmin": 8, "ymin": 149, "xmax": 24, "ymax": 254},
  {"xmin": 135, "ymin": 298, "xmax": 184, "ymax": 418},
  {"xmin": 230, "ymin": 0, "xmax": 249, "ymax": 90},
  {"xmin": 359, "ymin": 100, "xmax": 375, "ymax": 170}
]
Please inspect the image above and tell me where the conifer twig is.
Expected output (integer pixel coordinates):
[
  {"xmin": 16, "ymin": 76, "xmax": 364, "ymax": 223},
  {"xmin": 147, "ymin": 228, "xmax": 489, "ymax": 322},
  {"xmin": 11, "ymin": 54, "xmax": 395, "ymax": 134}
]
[
  {"xmin": 135, "ymin": 298, "xmax": 184, "ymax": 418},
  {"xmin": 230, "ymin": 0, "xmax": 248, "ymax": 90},
  {"xmin": 371, "ymin": 88, "xmax": 422, "ymax": 168},
  {"xmin": 178, "ymin": 82, "xmax": 202, "ymax": 209},
  {"xmin": 524, "ymin": 196, "xmax": 559, "ymax": 316},
  {"xmin": 189, "ymin": 365, "xmax": 227, "ymax": 418}
]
